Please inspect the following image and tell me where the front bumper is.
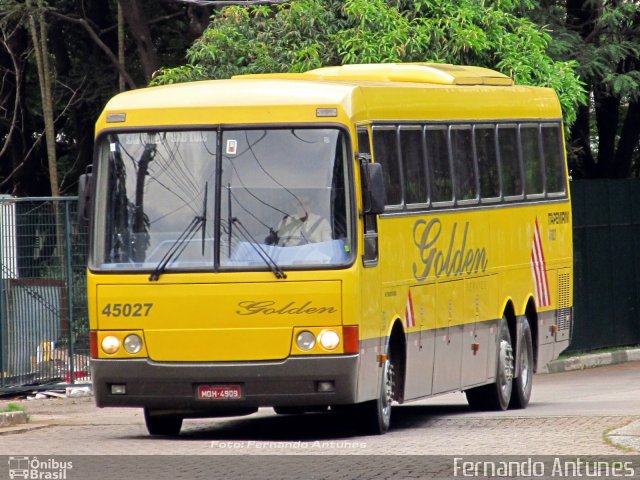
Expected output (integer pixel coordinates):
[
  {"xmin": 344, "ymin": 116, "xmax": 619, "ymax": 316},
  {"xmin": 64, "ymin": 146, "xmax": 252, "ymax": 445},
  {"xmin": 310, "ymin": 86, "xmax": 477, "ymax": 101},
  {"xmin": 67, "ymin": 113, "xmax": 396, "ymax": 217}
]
[{"xmin": 92, "ymin": 355, "xmax": 359, "ymax": 412}]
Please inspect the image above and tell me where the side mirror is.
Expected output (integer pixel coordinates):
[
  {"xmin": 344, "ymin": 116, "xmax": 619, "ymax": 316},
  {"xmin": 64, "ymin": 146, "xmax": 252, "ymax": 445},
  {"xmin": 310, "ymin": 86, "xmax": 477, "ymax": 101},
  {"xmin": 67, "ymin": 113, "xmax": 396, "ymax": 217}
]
[
  {"xmin": 77, "ymin": 165, "xmax": 93, "ymax": 225},
  {"xmin": 360, "ymin": 159, "xmax": 386, "ymax": 215}
]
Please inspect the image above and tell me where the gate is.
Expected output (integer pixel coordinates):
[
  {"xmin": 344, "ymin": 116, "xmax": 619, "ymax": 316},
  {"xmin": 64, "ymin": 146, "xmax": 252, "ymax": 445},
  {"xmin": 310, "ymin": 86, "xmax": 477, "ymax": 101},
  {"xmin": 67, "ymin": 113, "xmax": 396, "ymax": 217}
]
[
  {"xmin": 0, "ymin": 196, "xmax": 89, "ymax": 392},
  {"xmin": 570, "ymin": 180, "xmax": 640, "ymax": 352}
]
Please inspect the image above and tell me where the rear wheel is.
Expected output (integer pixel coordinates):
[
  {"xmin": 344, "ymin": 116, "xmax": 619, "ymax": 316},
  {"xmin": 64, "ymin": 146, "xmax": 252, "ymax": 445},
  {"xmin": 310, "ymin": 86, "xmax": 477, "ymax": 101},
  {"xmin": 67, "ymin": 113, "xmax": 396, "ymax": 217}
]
[
  {"xmin": 144, "ymin": 408, "xmax": 183, "ymax": 436},
  {"xmin": 358, "ymin": 356, "xmax": 394, "ymax": 434},
  {"xmin": 466, "ymin": 317, "xmax": 514, "ymax": 411},
  {"xmin": 510, "ymin": 317, "xmax": 534, "ymax": 409}
]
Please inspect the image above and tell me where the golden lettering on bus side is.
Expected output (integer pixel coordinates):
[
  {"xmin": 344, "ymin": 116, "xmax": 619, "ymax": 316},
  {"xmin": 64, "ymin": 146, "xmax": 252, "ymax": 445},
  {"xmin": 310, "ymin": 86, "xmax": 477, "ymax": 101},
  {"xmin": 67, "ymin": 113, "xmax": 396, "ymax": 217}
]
[
  {"xmin": 412, "ymin": 218, "xmax": 488, "ymax": 282},
  {"xmin": 236, "ymin": 300, "xmax": 337, "ymax": 316}
]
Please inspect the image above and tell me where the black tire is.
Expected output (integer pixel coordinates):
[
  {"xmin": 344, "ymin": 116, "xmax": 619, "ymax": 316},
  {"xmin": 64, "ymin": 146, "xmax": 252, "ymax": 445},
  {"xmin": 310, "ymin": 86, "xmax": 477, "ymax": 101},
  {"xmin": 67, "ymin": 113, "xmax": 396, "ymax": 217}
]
[
  {"xmin": 465, "ymin": 317, "xmax": 514, "ymax": 411},
  {"xmin": 358, "ymin": 357, "xmax": 394, "ymax": 434},
  {"xmin": 510, "ymin": 317, "xmax": 534, "ymax": 409},
  {"xmin": 144, "ymin": 408, "xmax": 183, "ymax": 436}
]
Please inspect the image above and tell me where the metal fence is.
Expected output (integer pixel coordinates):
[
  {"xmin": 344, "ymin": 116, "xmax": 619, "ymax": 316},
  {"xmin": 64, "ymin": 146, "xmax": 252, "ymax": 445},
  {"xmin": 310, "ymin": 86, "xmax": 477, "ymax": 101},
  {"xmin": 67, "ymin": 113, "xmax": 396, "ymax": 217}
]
[
  {"xmin": 0, "ymin": 196, "xmax": 89, "ymax": 392},
  {"xmin": 0, "ymin": 184, "xmax": 637, "ymax": 391},
  {"xmin": 570, "ymin": 179, "xmax": 640, "ymax": 352}
]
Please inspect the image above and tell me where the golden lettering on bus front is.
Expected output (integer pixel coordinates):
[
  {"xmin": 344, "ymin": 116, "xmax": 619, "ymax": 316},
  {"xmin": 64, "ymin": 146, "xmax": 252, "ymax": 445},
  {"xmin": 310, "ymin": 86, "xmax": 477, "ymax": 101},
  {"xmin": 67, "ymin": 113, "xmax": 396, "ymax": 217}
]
[
  {"xmin": 236, "ymin": 300, "xmax": 337, "ymax": 316},
  {"xmin": 412, "ymin": 218, "xmax": 488, "ymax": 282}
]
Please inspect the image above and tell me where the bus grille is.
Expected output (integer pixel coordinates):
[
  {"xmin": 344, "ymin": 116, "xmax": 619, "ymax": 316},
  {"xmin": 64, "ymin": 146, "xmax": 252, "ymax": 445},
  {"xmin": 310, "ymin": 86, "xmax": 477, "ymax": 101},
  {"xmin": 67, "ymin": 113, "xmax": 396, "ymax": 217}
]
[{"xmin": 556, "ymin": 272, "xmax": 571, "ymax": 333}]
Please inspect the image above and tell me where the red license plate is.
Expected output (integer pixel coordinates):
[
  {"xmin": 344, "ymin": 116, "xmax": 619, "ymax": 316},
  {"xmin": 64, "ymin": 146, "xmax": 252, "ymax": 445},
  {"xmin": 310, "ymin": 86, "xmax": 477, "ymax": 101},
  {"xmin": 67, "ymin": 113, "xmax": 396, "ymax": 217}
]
[{"xmin": 197, "ymin": 384, "xmax": 243, "ymax": 400}]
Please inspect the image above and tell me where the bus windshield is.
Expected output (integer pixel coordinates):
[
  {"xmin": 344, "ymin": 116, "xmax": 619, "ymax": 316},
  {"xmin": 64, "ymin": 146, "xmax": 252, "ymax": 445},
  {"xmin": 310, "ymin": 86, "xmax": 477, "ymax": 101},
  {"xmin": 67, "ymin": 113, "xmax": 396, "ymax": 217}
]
[{"xmin": 93, "ymin": 128, "xmax": 353, "ymax": 272}]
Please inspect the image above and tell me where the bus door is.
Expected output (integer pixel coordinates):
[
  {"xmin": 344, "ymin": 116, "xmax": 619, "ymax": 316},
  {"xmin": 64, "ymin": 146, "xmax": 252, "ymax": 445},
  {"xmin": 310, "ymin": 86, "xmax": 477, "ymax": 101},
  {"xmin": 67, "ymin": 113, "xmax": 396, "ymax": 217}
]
[{"xmin": 356, "ymin": 126, "xmax": 385, "ymax": 401}]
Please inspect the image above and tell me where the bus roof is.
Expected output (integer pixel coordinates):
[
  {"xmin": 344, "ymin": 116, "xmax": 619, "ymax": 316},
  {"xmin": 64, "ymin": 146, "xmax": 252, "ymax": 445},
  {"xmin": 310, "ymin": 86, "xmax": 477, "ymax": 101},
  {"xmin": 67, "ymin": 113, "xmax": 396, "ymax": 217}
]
[
  {"xmin": 97, "ymin": 63, "xmax": 561, "ymax": 130},
  {"xmin": 235, "ymin": 63, "xmax": 514, "ymax": 86}
]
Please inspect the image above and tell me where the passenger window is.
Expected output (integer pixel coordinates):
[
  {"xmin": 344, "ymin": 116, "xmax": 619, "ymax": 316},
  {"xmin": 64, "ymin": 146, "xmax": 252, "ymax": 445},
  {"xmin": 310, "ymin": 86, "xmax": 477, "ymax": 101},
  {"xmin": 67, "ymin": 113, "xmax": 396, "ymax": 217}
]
[
  {"xmin": 372, "ymin": 127, "xmax": 402, "ymax": 206},
  {"xmin": 498, "ymin": 125, "xmax": 522, "ymax": 197},
  {"xmin": 426, "ymin": 127, "xmax": 452, "ymax": 203},
  {"xmin": 521, "ymin": 124, "xmax": 544, "ymax": 196},
  {"xmin": 475, "ymin": 126, "xmax": 500, "ymax": 200},
  {"xmin": 451, "ymin": 126, "xmax": 477, "ymax": 202},
  {"xmin": 399, "ymin": 127, "xmax": 428, "ymax": 205},
  {"xmin": 541, "ymin": 124, "xmax": 566, "ymax": 194}
]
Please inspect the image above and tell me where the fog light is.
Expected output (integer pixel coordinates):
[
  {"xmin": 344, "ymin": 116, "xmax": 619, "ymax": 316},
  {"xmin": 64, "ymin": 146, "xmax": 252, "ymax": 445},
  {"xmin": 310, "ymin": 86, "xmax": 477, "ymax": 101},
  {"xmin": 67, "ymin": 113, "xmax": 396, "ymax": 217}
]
[
  {"xmin": 111, "ymin": 384, "xmax": 126, "ymax": 395},
  {"xmin": 123, "ymin": 334, "xmax": 143, "ymax": 354},
  {"xmin": 316, "ymin": 381, "xmax": 335, "ymax": 393},
  {"xmin": 101, "ymin": 335, "xmax": 120, "ymax": 354},
  {"xmin": 296, "ymin": 331, "xmax": 316, "ymax": 351},
  {"xmin": 318, "ymin": 330, "xmax": 340, "ymax": 350}
]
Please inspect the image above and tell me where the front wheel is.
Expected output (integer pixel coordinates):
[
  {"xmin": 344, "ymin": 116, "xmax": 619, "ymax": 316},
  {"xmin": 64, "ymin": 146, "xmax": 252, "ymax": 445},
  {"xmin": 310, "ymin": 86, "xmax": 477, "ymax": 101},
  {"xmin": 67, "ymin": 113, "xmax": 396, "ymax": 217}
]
[
  {"xmin": 510, "ymin": 317, "xmax": 534, "ymax": 409},
  {"xmin": 144, "ymin": 408, "xmax": 183, "ymax": 436},
  {"xmin": 466, "ymin": 317, "xmax": 514, "ymax": 411},
  {"xmin": 358, "ymin": 357, "xmax": 394, "ymax": 434}
]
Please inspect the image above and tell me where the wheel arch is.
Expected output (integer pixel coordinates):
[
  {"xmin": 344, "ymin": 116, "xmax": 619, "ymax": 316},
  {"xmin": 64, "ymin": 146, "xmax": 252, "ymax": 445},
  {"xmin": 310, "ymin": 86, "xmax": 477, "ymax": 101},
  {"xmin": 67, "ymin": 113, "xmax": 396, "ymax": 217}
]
[
  {"xmin": 524, "ymin": 296, "xmax": 539, "ymax": 374},
  {"xmin": 501, "ymin": 298, "xmax": 517, "ymax": 344},
  {"xmin": 385, "ymin": 318, "xmax": 406, "ymax": 403}
]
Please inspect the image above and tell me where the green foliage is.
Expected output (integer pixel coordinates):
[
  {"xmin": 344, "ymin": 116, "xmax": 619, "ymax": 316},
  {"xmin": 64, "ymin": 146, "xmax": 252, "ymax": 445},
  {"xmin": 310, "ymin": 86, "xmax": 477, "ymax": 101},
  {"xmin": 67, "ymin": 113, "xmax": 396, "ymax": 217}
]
[
  {"xmin": 153, "ymin": 0, "xmax": 585, "ymax": 126},
  {"xmin": 153, "ymin": 1, "xmax": 343, "ymax": 82},
  {"xmin": 531, "ymin": 1, "xmax": 640, "ymax": 178},
  {"xmin": 1, "ymin": 402, "xmax": 25, "ymax": 413},
  {"xmin": 536, "ymin": 2, "xmax": 640, "ymax": 96},
  {"xmin": 0, "ymin": 0, "xmax": 203, "ymax": 196}
]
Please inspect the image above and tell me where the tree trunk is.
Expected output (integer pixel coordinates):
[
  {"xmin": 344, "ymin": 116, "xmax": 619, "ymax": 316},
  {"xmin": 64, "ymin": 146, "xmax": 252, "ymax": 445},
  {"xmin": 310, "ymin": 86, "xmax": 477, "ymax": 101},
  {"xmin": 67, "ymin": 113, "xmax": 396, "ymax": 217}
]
[
  {"xmin": 569, "ymin": 104, "xmax": 595, "ymax": 178},
  {"xmin": 118, "ymin": 0, "xmax": 159, "ymax": 83},
  {"xmin": 614, "ymin": 101, "xmax": 640, "ymax": 178},
  {"xmin": 118, "ymin": 1, "xmax": 126, "ymax": 92},
  {"xmin": 593, "ymin": 87, "xmax": 620, "ymax": 177},
  {"xmin": 26, "ymin": 0, "xmax": 59, "ymax": 197},
  {"xmin": 565, "ymin": 0, "xmax": 600, "ymax": 178}
]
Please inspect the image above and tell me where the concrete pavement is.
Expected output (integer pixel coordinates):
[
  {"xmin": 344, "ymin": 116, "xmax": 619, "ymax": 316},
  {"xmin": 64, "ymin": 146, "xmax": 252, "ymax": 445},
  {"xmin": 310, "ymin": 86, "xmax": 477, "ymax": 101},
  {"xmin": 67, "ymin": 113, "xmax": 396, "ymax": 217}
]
[{"xmin": 2, "ymin": 348, "xmax": 640, "ymax": 453}]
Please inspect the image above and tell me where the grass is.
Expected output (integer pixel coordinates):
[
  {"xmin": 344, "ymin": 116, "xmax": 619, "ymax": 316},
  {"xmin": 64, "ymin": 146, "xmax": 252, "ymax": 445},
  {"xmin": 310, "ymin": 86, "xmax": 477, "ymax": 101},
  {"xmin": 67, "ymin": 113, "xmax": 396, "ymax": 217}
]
[
  {"xmin": 0, "ymin": 402, "xmax": 30, "ymax": 422},
  {"xmin": 1, "ymin": 402, "xmax": 25, "ymax": 413}
]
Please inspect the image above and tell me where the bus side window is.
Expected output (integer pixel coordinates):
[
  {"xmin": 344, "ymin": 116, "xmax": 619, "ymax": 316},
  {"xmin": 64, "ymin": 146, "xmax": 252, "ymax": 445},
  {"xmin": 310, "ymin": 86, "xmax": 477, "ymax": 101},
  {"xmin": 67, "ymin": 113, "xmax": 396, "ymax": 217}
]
[
  {"xmin": 372, "ymin": 126, "xmax": 402, "ymax": 206},
  {"xmin": 521, "ymin": 124, "xmax": 544, "ymax": 196},
  {"xmin": 451, "ymin": 125, "xmax": 477, "ymax": 203},
  {"xmin": 426, "ymin": 127, "xmax": 452, "ymax": 204},
  {"xmin": 497, "ymin": 124, "xmax": 523, "ymax": 198},
  {"xmin": 475, "ymin": 125, "xmax": 500, "ymax": 201},
  {"xmin": 399, "ymin": 127, "xmax": 428, "ymax": 206},
  {"xmin": 541, "ymin": 124, "xmax": 567, "ymax": 195}
]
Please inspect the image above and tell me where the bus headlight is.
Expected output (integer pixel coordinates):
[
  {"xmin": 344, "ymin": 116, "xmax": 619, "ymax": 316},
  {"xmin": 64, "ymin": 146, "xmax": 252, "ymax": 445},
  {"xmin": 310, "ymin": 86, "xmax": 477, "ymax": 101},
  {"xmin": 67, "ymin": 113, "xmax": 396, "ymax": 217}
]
[
  {"xmin": 296, "ymin": 331, "xmax": 316, "ymax": 351},
  {"xmin": 123, "ymin": 334, "xmax": 143, "ymax": 354},
  {"xmin": 101, "ymin": 335, "xmax": 121, "ymax": 355},
  {"xmin": 318, "ymin": 330, "xmax": 340, "ymax": 350}
]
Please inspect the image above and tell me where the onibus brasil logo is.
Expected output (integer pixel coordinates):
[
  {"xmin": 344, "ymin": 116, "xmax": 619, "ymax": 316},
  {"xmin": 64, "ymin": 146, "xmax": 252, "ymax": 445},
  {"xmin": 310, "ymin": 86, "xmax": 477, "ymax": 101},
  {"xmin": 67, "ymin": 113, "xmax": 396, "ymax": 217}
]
[{"xmin": 8, "ymin": 456, "xmax": 73, "ymax": 479}]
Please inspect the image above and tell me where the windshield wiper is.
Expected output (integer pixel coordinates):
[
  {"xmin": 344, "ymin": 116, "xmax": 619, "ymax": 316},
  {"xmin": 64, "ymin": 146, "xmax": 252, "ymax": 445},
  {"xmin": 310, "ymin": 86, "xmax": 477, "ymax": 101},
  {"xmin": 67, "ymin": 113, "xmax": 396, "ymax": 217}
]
[
  {"xmin": 149, "ymin": 183, "xmax": 208, "ymax": 282},
  {"xmin": 231, "ymin": 217, "xmax": 287, "ymax": 279}
]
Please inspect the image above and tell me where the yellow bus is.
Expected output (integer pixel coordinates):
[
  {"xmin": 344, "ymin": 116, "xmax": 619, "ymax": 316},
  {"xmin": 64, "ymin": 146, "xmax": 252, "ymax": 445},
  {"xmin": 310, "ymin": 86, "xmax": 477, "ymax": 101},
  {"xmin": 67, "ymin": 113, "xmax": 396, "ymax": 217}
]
[{"xmin": 84, "ymin": 63, "xmax": 573, "ymax": 436}]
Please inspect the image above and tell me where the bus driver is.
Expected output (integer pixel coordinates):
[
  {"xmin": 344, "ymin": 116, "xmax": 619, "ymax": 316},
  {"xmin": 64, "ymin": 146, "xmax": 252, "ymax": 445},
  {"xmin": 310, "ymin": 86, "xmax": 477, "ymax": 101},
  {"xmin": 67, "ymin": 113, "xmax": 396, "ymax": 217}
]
[{"xmin": 265, "ymin": 193, "xmax": 332, "ymax": 246}]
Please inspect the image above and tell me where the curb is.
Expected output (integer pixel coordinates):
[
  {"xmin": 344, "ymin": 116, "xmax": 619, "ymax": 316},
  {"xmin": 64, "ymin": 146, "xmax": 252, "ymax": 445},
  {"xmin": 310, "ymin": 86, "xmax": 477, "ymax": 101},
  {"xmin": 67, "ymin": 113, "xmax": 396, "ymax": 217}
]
[
  {"xmin": 0, "ymin": 410, "xmax": 28, "ymax": 428},
  {"xmin": 544, "ymin": 348, "xmax": 640, "ymax": 374}
]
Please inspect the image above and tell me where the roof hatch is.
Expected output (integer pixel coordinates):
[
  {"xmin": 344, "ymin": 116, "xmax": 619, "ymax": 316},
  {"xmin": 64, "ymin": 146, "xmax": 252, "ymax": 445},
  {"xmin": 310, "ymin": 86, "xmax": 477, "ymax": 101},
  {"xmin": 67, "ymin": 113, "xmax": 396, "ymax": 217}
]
[{"xmin": 234, "ymin": 63, "xmax": 514, "ymax": 86}]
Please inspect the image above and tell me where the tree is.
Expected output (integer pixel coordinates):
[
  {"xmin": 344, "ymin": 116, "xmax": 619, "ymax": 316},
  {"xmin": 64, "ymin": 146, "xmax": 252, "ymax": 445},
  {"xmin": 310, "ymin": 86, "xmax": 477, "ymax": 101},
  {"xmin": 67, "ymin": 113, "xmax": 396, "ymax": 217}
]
[
  {"xmin": 152, "ymin": 0, "xmax": 586, "ymax": 128},
  {"xmin": 26, "ymin": 0, "xmax": 58, "ymax": 197},
  {"xmin": 0, "ymin": 0, "xmax": 213, "ymax": 196},
  {"xmin": 532, "ymin": 0, "xmax": 640, "ymax": 178}
]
